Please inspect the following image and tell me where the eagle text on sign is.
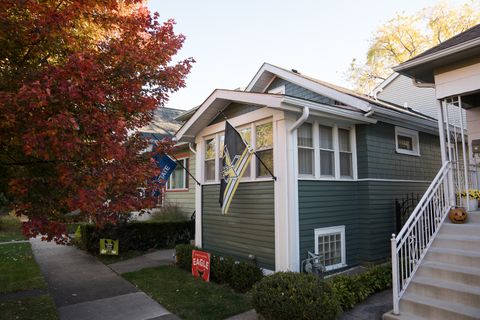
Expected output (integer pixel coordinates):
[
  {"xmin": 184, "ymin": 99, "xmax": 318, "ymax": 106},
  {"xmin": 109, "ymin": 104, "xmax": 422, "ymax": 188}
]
[{"xmin": 192, "ymin": 250, "xmax": 211, "ymax": 282}]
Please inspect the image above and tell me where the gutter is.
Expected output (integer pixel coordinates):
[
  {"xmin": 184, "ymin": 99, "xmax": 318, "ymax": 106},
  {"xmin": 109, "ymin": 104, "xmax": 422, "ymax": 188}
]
[
  {"xmin": 289, "ymin": 106, "xmax": 309, "ymax": 132},
  {"xmin": 393, "ymin": 38, "xmax": 480, "ymax": 72}
]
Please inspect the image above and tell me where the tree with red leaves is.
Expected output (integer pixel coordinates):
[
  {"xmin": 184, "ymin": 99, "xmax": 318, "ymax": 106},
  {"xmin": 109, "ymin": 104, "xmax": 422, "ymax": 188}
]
[{"xmin": 0, "ymin": 0, "xmax": 193, "ymax": 242}]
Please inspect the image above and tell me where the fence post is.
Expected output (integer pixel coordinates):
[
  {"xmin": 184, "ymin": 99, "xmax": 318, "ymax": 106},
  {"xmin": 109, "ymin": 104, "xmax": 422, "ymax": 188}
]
[{"xmin": 391, "ymin": 233, "xmax": 400, "ymax": 315}]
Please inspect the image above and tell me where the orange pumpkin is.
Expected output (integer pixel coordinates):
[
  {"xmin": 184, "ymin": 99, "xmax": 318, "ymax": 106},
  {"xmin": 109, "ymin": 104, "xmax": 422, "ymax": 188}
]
[{"xmin": 448, "ymin": 207, "xmax": 468, "ymax": 224}]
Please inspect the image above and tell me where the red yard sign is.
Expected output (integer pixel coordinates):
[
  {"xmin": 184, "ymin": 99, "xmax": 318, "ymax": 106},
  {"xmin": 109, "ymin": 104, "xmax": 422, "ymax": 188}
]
[{"xmin": 192, "ymin": 250, "xmax": 211, "ymax": 282}]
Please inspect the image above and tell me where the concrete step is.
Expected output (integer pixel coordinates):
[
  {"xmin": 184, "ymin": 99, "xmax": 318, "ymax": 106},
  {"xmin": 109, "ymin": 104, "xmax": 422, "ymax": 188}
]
[
  {"xmin": 416, "ymin": 261, "xmax": 480, "ymax": 287},
  {"xmin": 382, "ymin": 311, "xmax": 427, "ymax": 320},
  {"xmin": 409, "ymin": 276, "xmax": 480, "ymax": 309},
  {"xmin": 441, "ymin": 222, "xmax": 480, "ymax": 236},
  {"xmin": 424, "ymin": 247, "xmax": 480, "ymax": 268},
  {"xmin": 400, "ymin": 292, "xmax": 480, "ymax": 320},
  {"xmin": 432, "ymin": 234, "xmax": 480, "ymax": 251},
  {"xmin": 466, "ymin": 212, "xmax": 480, "ymax": 223}
]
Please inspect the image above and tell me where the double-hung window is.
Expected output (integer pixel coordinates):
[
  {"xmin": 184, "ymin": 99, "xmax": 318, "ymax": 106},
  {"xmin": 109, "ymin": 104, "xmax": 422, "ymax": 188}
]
[
  {"xmin": 298, "ymin": 123, "xmax": 314, "ymax": 175},
  {"xmin": 167, "ymin": 158, "xmax": 188, "ymax": 190},
  {"xmin": 205, "ymin": 138, "xmax": 216, "ymax": 181},
  {"xmin": 319, "ymin": 125, "xmax": 335, "ymax": 177},
  {"xmin": 298, "ymin": 123, "xmax": 355, "ymax": 179},
  {"xmin": 255, "ymin": 122, "xmax": 274, "ymax": 177}
]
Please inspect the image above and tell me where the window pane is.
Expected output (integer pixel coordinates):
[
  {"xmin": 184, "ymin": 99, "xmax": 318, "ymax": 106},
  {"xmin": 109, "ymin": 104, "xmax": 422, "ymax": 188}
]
[
  {"xmin": 256, "ymin": 123, "xmax": 273, "ymax": 150},
  {"xmin": 219, "ymin": 135, "xmax": 224, "ymax": 157},
  {"xmin": 340, "ymin": 152, "xmax": 352, "ymax": 177},
  {"xmin": 205, "ymin": 159, "xmax": 215, "ymax": 181},
  {"xmin": 171, "ymin": 164, "xmax": 184, "ymax": 189},
  {"xmin": 319, "ymin": 125, "xmax": 333, "ymax": 149},
  {"xmin": 298, "ymin": 148, "xmax": 314, "ymax": 175},
  {"xmin": 205, "ymin": 139, "xmax": 216, "ymax": 160},
  {"xmin": 320, "ymin": 150, "xmax": 334, "ymax": 176},
  {"xmin": 256, "ymin": 149, "xmax": 273, "ymax": 177},
  {"xmin": 338, "ymin": 128, "xmax": 351, "ymax": 152},
  {"xmin": 398, "ymin": 135, "xmax": 413, "ymax": 151},
  {"xmin": 298, "ymin": 123, "xmax": 313, "ymax": 147},
  {"xmin": 239, "ymin": 127, "xmax": 251, "ymax": 146}
]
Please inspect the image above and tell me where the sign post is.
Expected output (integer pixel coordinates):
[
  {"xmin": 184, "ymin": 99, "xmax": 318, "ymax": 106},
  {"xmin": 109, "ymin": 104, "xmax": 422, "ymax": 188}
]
[{"xmin": 192, "ymin": 250, "xmax": 211, "ymax": 282}]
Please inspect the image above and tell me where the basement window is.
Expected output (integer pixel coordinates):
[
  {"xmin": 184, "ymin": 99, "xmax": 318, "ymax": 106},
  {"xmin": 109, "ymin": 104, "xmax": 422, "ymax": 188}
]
[
  {"xmin": 314, "ymin": 226, "xmax": 346, "ymax": 271},
  {"xmin": 395, "ymin": 126, "xmax": 420, "ymax": 156}
]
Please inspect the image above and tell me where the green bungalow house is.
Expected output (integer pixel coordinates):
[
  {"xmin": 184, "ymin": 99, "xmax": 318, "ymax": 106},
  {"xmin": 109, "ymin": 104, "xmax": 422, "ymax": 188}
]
[{"xmin": 176, "ymin": 63, "xmax": 441, "ymax": 273}]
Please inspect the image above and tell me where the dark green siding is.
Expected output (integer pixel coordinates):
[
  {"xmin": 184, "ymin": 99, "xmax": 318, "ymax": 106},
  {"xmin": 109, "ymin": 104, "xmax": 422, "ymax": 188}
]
[
  {"xmin": 267, "ymin": 78, "xmax": 335, "ymax": 105},
  {"xmin": 356, "ymin": 122, "xmax": 441, "ymax": 180},
  {"xmin": 299, "ymin": 121, "xmax": 440, "ymax": 267},
  {"xmin": 209, "ymin": 102, "xmax": 262, "ymax": 126},
  {"xmin": 298, "ymin": 180, "xmax": 429, "ymax": 266},
  {"xmin": 202, "ymin": 181, "xmax": 275, "ymax": 269}
]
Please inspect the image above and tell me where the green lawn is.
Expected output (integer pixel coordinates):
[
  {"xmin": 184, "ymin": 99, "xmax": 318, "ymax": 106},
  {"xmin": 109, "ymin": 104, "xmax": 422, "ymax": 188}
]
[
  {"xmin": 0, "ymin": 242, "xmax": 47, "ymax": 294},
  {"xmin": 0, "ymin": 295, "xmax": 58, "ymax": 320},
  {"xmin": 0, "ymin": 215, "xmax": 26, "ymax": 242},
  {"xmin": 123, "ymin": 266, "xmax": 252, "ymax": 320}
]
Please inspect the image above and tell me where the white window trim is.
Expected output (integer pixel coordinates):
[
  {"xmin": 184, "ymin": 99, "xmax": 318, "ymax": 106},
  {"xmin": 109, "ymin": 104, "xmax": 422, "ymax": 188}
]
[
  {"xmin": 297, "ymin": 122, "xmax": 357, "ymax": 180},
  {"xmin": 314, "ymin": 225, "xmax": 347, "ymax": 271},
  {"xmin": 395, "ymin": 126, "xmax": 420, "ymax": 156},
  {"xmin": 166, "ymin": 157, "xmax": 188, "ymax": 191},
  {"xmin": 201, "ymin": 118, "xmax": 274, "ymax": 184}
]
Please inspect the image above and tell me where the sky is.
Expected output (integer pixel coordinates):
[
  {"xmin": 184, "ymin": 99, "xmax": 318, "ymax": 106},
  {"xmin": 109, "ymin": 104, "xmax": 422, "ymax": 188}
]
[{"xmin": 147, "ymin": 0, "xmax": 466, "ymax": 111}]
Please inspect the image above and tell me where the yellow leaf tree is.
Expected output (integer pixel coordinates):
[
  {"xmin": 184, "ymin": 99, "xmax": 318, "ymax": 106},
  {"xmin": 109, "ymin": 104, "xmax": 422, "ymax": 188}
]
[{"xmin": 348, "ymin": 1, "xmax": 480, "ymax": 94}]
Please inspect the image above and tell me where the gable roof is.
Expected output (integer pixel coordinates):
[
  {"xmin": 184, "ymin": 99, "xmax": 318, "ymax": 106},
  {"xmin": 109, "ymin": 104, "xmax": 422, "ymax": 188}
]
[
  {"xmin": 246, "ymin": 63, "xmax": 435, "ymax": 122},
  {"xmin": 139, "ymin": 107, "xmax": 185, "ymax": 140},
  {"xmin": 394, "ymin": 23, "xmax": 480, "ymax": 83}
]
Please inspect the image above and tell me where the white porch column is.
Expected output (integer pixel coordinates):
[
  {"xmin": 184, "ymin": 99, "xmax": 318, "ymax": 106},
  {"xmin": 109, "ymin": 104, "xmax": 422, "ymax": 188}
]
[
  {"xmin": 194, "ymin": 139, "xmax": 204, "ymax": 247},
  {"xmin": 437, "ymin": 99, "xmax": 447, "ymax": 164}
]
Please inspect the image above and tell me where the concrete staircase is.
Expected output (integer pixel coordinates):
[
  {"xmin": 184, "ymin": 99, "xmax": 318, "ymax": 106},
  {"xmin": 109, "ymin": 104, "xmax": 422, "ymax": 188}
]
[{"xmin": 384, "ymin": 211, "xmax": 480, "ymax": 320}]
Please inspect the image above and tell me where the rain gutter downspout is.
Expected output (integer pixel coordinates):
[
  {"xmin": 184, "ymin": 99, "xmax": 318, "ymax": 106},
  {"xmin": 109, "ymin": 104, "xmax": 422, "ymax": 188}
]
[{"xmin": 289, "ymin": 106, "xmax": 309, "ymax": 132}]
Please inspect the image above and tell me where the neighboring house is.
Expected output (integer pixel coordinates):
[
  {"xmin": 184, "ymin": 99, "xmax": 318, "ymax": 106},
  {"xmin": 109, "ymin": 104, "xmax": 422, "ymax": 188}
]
[
  {"xmin": 139, "ymin": 107, "xmax": 196, "ymax": 218},
  {"xmin": 384, "ymin": 24, "xmax": 480, "ymax": 319},
  {"xmin": 372, "ymin": 72, "xmax": 465, "ymax": 126},
  {"xmin": 176, "ymin": 62, "xmax": 441, "ymax": 273}
]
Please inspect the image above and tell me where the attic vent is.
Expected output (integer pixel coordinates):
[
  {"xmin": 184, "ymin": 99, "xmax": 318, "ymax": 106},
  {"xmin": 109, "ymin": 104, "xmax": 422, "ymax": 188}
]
[{"xmin": 291, "ymin": 69, "xmax": 299, "ymax": 74}]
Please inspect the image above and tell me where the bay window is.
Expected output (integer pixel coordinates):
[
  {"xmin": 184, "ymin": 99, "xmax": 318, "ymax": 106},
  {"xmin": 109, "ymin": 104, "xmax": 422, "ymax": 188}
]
[{"xmin": 298, "ymin": 122, "xmax": 355, "ymax": 179}]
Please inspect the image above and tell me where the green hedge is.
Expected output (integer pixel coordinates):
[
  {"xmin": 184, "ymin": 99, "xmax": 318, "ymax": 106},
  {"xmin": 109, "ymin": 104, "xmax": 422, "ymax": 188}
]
[
  {"xmin": 80, "ymin": 221, "xmax": 194, "ymax": 253},
  {"xmin": 175, "ymin": 244, "xmax": 263, "ymax": 293},
  {"xmin": 251, "ymin": 272, "xmax": 341, "ymax": 320},
  {"xmin": 329, "ymin": 264, "xmax": 392, "ymax": 311}
]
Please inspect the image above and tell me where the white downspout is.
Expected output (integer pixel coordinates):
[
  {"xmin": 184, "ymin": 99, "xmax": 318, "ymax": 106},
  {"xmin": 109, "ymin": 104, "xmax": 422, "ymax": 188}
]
[
  {"xmin": 189, "ymin": 142, "xmax": 196, "ymax": 155},
  {"xmin": 289, "ymin": 106, "xmax": 309, "ymax": 132}
]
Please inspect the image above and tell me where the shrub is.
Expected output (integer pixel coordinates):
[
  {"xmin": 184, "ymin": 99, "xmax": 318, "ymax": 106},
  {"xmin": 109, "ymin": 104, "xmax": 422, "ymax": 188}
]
[
  {"xmin": 175, "ymin": 244, "xmax": 264, "ymax": 293},
  {"xmin": 80, "ymin": 220, "xmax": 194, "ymax": 253},
  {"xmin": 150, "ymin": 203, "xmax": 190, "ymax": 222},
  {"xmin": 230, "ymin": 261, "xmax": 264, "ymax": 293},
  {"xmin": 251, "ymin": 272, "xmax": 341, "ymax": 320},
  {"xmin": 329, "ymin": 263, "xmax": 392, "ymax": 311},
  {"xmin": 210, "ymin": 255, "xmax": 235, "ymax": 284},
  {"xmin": 175, "ymin": 243, "xmax": 198, "ymax": 271}
]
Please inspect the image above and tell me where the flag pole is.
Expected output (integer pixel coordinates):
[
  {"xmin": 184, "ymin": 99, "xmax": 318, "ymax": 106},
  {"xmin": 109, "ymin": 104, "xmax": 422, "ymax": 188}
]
[
  {"xmin": 218, "ymin": 110, "xmax": 277, "ymax": 181},
  {"xmin": 169, "ymin": 153, "xmax": 201, "ymax": 186}
]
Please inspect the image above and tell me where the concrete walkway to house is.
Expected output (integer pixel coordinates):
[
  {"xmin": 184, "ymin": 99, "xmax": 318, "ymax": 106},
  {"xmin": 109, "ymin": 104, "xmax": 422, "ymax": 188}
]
[
  {"xmin": 339, "ymin": 289, "xmax": 393, "ymax": 320},
  {"xmin": 31, "ymin": 238, "xmax": 178, "ymax": 320},
  {"xmin": 109, "ymin": 249, "xmax": 175, "ymax": 274}
]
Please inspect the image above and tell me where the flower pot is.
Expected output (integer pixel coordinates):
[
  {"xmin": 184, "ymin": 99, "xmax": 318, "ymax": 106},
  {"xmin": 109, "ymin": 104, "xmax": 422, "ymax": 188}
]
[{"xmin": 469, "ymin": 198, "xmax": 478, "ymax": 210}]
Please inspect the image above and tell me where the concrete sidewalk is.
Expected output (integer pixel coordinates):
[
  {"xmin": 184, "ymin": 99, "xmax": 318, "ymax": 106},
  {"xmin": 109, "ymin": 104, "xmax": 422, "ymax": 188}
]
[
  {"xmin": 109, "ymin": 249, "xmax": 175, "ymax": 274},
  {"xmin": 31, "ymin": 238, "xmax": 178, "ymax": 320}
]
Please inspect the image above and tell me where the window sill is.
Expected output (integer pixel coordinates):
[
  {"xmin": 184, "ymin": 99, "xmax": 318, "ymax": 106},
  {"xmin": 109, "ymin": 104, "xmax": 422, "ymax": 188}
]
[
  {"xmin": 298, "ymin": 177, "xmax": 355, "ymax": 181},
  {"xmin": 166, "ymin": 188, "xmax": 189, "ymax": 193},
  {"xmin": 325, "ymin": 263, "xmax": 347, "ymax": 272},
  {"xmin": 395, "ymin": 150, "xmax": 421, "ymax": 157}
]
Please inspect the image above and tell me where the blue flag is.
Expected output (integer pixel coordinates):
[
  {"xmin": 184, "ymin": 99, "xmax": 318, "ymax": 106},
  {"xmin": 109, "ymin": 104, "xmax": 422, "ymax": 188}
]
[{"xmin": 153, "ymin": 154, "xmax": 177, "ymax": 186}]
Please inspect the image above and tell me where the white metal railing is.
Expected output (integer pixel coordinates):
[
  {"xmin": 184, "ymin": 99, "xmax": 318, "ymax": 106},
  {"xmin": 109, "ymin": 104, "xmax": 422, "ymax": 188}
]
[{"xmin": 391, "ymin": 161, "xmax": 453, "ymax": 315}]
